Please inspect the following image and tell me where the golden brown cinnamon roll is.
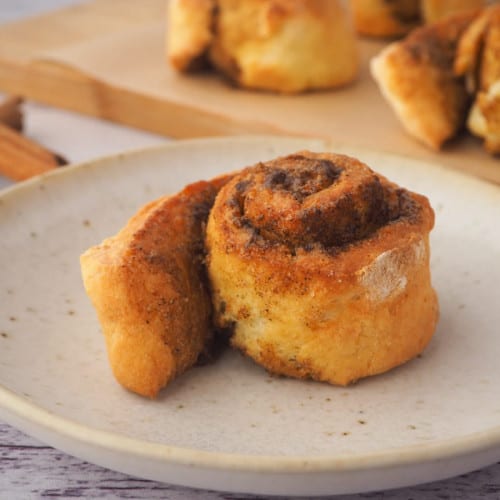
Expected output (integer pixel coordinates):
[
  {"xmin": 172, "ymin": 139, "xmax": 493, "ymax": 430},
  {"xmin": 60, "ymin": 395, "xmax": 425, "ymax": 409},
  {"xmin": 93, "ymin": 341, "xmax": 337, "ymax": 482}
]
[
  {"xmin": 455, "ymin": 5, "xmax": 500, "ymax": 153},
  {"xmin": 371, "ymin": 11, "xmax": 476, "ymax": 149},
  {"xmin": 81, "ymin": 177, "xmax": 229, "ymax": 398},
  {"xmin": 206, "ymin": 151, "xmax": 438, "ymax": 386},
  {"xmin": 351, "ymin": 0, "xmax": 421, "ymax": 37},
  {"xmin": 167, "ymin": 0, "xmax": 359, "ymax": 93},
  {"xmin": 351, "ymin": 0, "xmax": 485, "ymax": 38},
  {"xmin": 421, "ymin": 0, "xmax": 485, "ymax": 23}
]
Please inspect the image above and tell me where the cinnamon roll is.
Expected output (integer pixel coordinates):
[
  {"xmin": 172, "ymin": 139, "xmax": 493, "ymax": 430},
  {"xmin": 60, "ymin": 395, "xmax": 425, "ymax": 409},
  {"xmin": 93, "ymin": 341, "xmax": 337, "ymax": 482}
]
[
  {"xmin": 80, "ymin": 177, "xmax": 229, "ymax": 398},
  {"xmin": 371, "ymin": 11, "xmax": 476, "ymax": 149},
  {"xmin": 167, "ymin": 0, "xmax": 359, "ymax": 93},
  {"xmin": 205, "ymin": 151, "xmax": 438, "ymax": 386},
  {"xmin": 455, "ymin": 5, "xmax": 500, "ymax": 153},
  {"xmin": 351, "ymin": 0, "xmax": 421, "ymax": 37},
  {"xmin": 167, "ymin": 0, "xmax": 215, "ymax": 72},
  {"xmin": 421, "ymin": 0, "xmax": 485, "ymax": 23},
  {"xmin": 351, "ymin": 0, "xmax": 485, "ymax": 38}
]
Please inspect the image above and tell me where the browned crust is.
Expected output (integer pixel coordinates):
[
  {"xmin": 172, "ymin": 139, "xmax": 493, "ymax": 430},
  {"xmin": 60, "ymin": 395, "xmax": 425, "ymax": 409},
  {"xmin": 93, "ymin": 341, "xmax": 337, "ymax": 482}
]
[
  {"xmin": 371, "ymin": 11, "xmax": 477, "ymax": 149},
  {"xmin": 208, "ymin": 151, "xmax": 434, "ymax": 287},
  {"xmin": 168, "ymin": 0, "xmax": 359, "ymax": 93},
  {"xmin": 422, "ymin": 0, "xmax": 485, "ymax": 23},
  {"xmin": 351, "ymin": 0, "xmax": 421, "ymax": 38},
  {"xmin": 80, "ymin": 175, "xmax": 230, "ymax": 398},
  {"xmin": 206, "ymin": 152, "xmax": 438, "ymax": 386},
  {"xmin": 400, "ymin": 10, "xmax": 477, "ymax": 70},
  {"xmin": 473, "ymin": 89, "xmax": 500, "ymax": 152},
  {"xmin": 352, "ymin": 0, "xmax": 485, "ymax": 38},
  {"xmin": 477, "ymin": 6, "xmax": 500, "ymax": 91},
  {"xmin": 454, "ymin": 5, "xmax": 500, "ymax": 87},
  {"xmin": 454, "ymin": 6, "xmax": 500, "ymax": 153}
]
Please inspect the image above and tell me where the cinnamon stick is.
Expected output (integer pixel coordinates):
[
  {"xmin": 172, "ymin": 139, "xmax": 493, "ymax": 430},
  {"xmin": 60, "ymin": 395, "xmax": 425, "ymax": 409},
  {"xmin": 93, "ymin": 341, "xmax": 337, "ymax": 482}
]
[
  {"xmin": 0, "ymin": 122, "xmax": 67, "ymax": 181},
  {"xmin": 0, "ymin": 95, "xmax": 23, "ymax": 131}
]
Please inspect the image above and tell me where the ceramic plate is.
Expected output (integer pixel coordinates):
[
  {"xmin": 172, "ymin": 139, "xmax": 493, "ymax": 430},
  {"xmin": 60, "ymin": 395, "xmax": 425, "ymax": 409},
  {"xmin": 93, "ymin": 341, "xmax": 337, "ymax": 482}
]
[{"xmin": 1, "ymin": 137, "xmax": 499, "ymax": 497}]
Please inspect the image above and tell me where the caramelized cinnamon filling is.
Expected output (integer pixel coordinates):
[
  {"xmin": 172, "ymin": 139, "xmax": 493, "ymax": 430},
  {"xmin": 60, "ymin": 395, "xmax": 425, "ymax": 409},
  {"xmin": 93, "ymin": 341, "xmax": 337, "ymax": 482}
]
[
  {"xmin": 262, "ymin": 156, "xmax": 342, "ymax": 200},
  {"xmin": 403, "ymin": 13, "xmax": 474, "ymax": 69},
  {"xmin": 226, "ymin": 153, "xmax": 420, "ymax": 251}
]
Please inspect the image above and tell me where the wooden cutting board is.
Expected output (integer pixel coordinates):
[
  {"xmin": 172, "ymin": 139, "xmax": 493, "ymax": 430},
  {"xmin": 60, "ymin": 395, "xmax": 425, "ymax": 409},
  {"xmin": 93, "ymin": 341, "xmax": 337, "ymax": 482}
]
[{"xmin": 0, "ymin": 0, "xmax": 499, "ymax": 184}]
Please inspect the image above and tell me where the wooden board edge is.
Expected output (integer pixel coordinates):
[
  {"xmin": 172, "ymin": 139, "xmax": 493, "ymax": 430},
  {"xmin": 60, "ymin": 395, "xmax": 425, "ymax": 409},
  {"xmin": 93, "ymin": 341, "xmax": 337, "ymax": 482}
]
[
  {"xmin": 0, "ymin": 59, "xmax": 498, "ymax": 186},
  {"xmin": 0, "ymin": 59, "xmax": 283, "ymax": 139}
]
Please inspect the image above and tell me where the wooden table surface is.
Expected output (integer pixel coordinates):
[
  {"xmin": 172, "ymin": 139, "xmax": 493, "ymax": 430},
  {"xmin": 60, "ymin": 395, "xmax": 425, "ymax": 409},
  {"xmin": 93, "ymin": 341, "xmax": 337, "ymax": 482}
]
[
  {"xmin": 1, "ymin": 2, "xmax": 500, "ymax": 499},
  {"xmin": 1, "ymin": 420, "xmax": 500, "ymax": 500}
]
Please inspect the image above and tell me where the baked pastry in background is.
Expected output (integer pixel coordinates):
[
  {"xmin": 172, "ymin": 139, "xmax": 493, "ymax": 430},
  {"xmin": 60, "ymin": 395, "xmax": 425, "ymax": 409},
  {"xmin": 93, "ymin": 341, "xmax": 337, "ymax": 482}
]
[
  {"xmin": 206, "ymin": 151, "xmax": 438, "ymax": 386},
  {"xmin": 455, "ymin": 5, "xmax": 500, "ymax": 153},
  {"xmin": 167, "ymin": 0, "xmax": 359, "ymax": 93},
  {"xmin": 167, "ymin": 0, "xmax": 215, "ymax": 71},
  {"xmin": 371, "ymin": 11, "xmax": 475, "ymax": 149},
  {"xmin": 351, "ymin": 0, "xmax": 420, "ymax": 37},
  {"xmin": 351, "ymin": 0, "xmax": 485, "ymax": 37},
  {"xmin": 80, "ymin": 177, "xmax": 229, "ymax": 398},
  {"xmin": 421, "ymin": 0, "xmax": 485, "ymax": 23}
]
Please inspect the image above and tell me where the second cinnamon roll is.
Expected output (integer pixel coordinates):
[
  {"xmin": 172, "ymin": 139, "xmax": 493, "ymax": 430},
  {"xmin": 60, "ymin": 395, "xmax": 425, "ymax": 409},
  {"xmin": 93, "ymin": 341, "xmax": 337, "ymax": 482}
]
[{"xmin": 206, "ymin": 151, "xmax": 438, "ymax": 386}]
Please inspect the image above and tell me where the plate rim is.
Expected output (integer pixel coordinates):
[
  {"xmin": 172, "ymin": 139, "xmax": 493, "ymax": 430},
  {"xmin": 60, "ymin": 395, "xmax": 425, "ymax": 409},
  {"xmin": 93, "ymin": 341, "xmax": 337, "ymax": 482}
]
[
  {"xmin": 1, "ymin": 135, "xmax": 500, "ymax": 478},
  {"xmin": 1, "ymin": 381, "xmax": 500, "ymax": 474}
]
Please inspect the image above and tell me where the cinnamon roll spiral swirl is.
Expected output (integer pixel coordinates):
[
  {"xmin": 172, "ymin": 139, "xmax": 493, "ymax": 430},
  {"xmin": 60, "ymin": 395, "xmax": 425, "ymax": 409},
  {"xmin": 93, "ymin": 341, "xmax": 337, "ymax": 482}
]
[{"xmin": 206, "ymin": 151, "xmax": 438, "ymax": 385}]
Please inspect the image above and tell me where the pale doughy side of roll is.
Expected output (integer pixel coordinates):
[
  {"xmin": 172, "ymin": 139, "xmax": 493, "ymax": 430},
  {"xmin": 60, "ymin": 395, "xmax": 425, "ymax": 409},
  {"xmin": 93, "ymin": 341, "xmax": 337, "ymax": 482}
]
[
  {"xmin": 209, "ymin": 0, "xmax": 359, "ymax": 93},
  {"xmin": 468, "ymin": 82, "xmax": 500, "ymax": 152},
  {"xmin": 206, "ymin": 152, "xmax": 438, "ymax": 386},
  {"xmin": 167, "ymin": 0, "xmax": 215, "ymax": 71},
  {"xmin": 167, "ymin": 0, "xmax": 359, "ymax": 93},
  {"xmin": 351, "ymin": 0, "xmax": 483, "ymax": 38}
]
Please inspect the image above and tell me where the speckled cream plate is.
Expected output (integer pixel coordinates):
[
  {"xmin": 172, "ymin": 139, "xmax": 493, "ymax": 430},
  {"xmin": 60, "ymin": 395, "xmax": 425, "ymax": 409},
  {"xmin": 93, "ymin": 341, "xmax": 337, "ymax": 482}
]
[{"xmin": 0, "ymin": 137, "xmax": 499, "ymax": 497}]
